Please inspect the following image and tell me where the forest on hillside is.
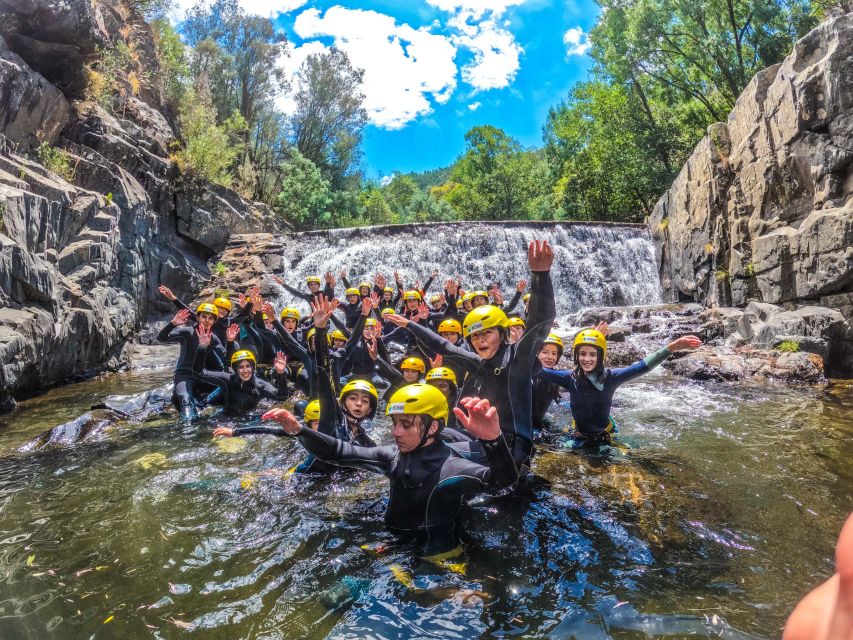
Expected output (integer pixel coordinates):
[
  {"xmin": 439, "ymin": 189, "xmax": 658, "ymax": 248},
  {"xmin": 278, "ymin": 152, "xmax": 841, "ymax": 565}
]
[{"xmin": 119, "ymin": 0, "xmax": 845, "ymax": 229}]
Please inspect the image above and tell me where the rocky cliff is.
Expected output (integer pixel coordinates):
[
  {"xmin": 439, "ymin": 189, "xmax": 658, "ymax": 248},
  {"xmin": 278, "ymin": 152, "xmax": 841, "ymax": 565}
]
[
  {"xmin": 649, "ymin": 13, "xmax": 853, "ymax": 377},
  {"xmin": 0, "ymin": 0, "xmax": 285, "ymax": 412}
]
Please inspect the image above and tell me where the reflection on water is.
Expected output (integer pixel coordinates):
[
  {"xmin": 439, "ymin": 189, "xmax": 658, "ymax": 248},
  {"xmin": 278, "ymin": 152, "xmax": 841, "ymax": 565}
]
[{"xmin": 0, "ymin": 371, "xmax": 850, "ymax": 638}]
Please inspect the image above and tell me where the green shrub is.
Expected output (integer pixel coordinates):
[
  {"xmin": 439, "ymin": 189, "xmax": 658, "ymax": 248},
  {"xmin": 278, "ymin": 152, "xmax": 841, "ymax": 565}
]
[
  {"xmin": 714, "ymin": 269, "xmax": 729, "ymax": 281},
  {"xmin": 36, "ymin": 143, "xmax": 75, "ymax": 182},
  {"xmin": 745, "ymin": 262, "xmax": 755, "ymax": 277},
  {"xmin": 213, "ymin": 261, "xmax": 228, "ymax": 277},
  {"xmin": 776, "ymin": 340, "xmax": 801, "ymax": 353}
]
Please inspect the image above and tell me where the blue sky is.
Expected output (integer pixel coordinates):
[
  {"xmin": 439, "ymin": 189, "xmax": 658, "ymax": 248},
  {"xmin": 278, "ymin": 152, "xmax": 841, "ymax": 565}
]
[{"xmin": 174, "ymin": 0, "xmax": 601, "ymax": 180}]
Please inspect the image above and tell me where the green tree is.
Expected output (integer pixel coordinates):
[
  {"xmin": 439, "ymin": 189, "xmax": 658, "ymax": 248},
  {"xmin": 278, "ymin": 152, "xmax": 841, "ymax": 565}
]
[
  {"xmin": 291, "ymin": 47, "xmax": 367, "ymax": 189},
  {"xmin": 382, "ymin": 174, "xmax": 420, "ymax": 215},
  {"xmin": 274, "ymin": 148, "xmax": 333, "ymax": 230},
  {"xmin": 173, "ymin": 86, "xmax": 245, "ymax": 186},
  {"xmin": 402, "ymin": 190, "xmax": 457, "ymax": 223},
  {"xmin": 439, "ymin": 126, "xmax": 550, "ymax": 220},
  {"xmin": 544, "ymin": 81, "xmax": 677, "ymax": 220},
  {"xmin": 359, "ymin": 187, "xmax": 397, "ymax": 226},
  {"xmin": 151, "ymin": 18, "xmax": 190, "ymax": 106}
]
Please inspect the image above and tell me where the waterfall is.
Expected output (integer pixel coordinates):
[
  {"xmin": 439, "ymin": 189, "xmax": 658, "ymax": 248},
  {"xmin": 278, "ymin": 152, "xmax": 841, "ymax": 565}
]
[{"xmin": 271, "ymin": 221, "xmax": 663, "ymax": 324}]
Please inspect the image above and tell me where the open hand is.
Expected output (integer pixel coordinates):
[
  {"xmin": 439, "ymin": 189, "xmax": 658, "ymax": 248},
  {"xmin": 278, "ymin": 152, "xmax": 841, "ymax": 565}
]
[
  {"xmin": 594, "ymin": 321, "xmax": 609, "ymax": 337},
  {"xmin": 226, "ymin": 323, "xmax": 239, "ymax": 342},
  {"xmin": 385, "ymin": 313, "xmax": 410, "ymax": 328},
  {"xmin": 528, "ymin": 240, "xmax": 553, "ymax": 272},
  {"xmin": 158, "ymin": 285, "xmax": 177, "ymax": 301},
  {"xmin": 274, "ymin": 351, "xmax": 287, "ymax": 374},
  {"xmin": 213, "ymin": 427, "xmax": 234, "ymax": 438},
  {"xmin": 361, "ymin": 296, "xmax": 373, "ymax": 316},
  {"xmin": 453, "ymin": 397, "xmax": 501, "ymax": 441},
  {"xmin": 261, "ymin": 408, "xmax": 302, "ymax": 435},
  {"xmin": 667, "ymin": 335, "xmax": 702, "ymax": 353},
  {"xmin": 516, "ymin": 279, "xmax": 527, "ymax": 292},
  {"xmin": 171, "ymin": 309, "xmax": 191, "ymax": 327},
  {"xmin": 429, "ymin": 354, "xmax": 443, "ymax": 369},
  {"xmin": 416, "ymin": 302, "xmax": 430, "ymax": 321},
  {"xmin": 196, "ymin": 324, "xmax": 212, "ymax": 348},
  {"xmin": 365, "ymin": 336, "xmax": 379, "ymax": 361},
  {"xmin": 310, "ymin": 295, "xmax": 335, "ymax": 328}
]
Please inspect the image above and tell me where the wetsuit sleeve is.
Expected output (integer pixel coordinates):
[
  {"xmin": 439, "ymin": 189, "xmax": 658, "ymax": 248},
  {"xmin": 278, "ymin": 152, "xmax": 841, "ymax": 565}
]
[
  {"xmin": 514, "ymin": 270, "xmax": 556, "ymax": 374},
  {"xmin": 157, "ymin": 322, "xmax": 181, "ymax": 343},
  {"xmin": 256, "ymin": 375, "xmax": 289, "ymax": 401},
  {"xmin": 342, "ymin": 314, "xmax": 367, "ymax": 359},
  {"xmin": 233, "ymin": 425, "xmax": 289, "ymax": 437},
  {"xmin": 171, "ymin": 297, "xmax": 194, "ymax": 316},
  {"xmin": 405, "ymin": 322, "xmax": 480, "ymax": 373},
  {"xmin": 539, "ymin": 367, "xmax": 574, "ymax": 387},
  {"xmin": 296, "ymin": 427, "xmax": 396, "ymax": 474},
  {"xmin": 329, "ymin": 313, "xmax": 351, "ymax": 338},
  {"xmin": 375, "ymin": 357, "xmax": 403, "ymax": 386},
  {"xmin": 477, "ymin": 435, "xmax": 519, "ymax": 489},
  {"xmin": 281, "ymin": 282, "xmax": 311, "ymax": 303},
  {"xmin": 421, "ymin": 275, "xmax": 434, "ymax": 294},
  {"xmin": 323, "ymin": 282, "xmax": 334, "ymax": 300},
  {"xmin": 314, "ymin": 326, "xmax": 343, "ymax": 437},
  {"xmin": 208, "ymin": 334, "xmax": 227, "ymax": 369},
  {"xmin": 504, "ymin": 290, "xmax": 521, "ymax": 313},
  {"xmin": 341, "ymin": 275, "xmax": 351, "ymax": 290},
  {"xmin": 272, "ymin": 319, "xmax": 311, "ymax": 367},
  {"xmin": 192, "ymin": 369, "xmax": 231, "ymax": 405},
  {"xmin": 231, "ymin": 302, "xmax": 252, "ymax": 321},
  {"xmin": 609, "ymin": 346, "xmax": 672, "ymax": 387}
]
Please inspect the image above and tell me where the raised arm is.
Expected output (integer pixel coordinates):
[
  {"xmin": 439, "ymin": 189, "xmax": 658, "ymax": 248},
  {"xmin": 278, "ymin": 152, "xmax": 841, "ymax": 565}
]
[{"xmin": 261, "ymin": 408, "xmax": 396, "ymax": 474}]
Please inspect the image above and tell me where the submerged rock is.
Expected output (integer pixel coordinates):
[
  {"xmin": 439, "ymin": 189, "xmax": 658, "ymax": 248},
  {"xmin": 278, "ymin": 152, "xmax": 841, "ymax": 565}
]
[{"xmin": 665, "ymin": 348, "xmax": 825, "ymax": 384}]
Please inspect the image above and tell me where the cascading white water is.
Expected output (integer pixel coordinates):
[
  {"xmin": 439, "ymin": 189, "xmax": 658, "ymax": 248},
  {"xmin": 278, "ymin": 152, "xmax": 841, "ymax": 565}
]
[{"xmin": 272, "ymin": 221, "xmax": 663, "ymax": 324}]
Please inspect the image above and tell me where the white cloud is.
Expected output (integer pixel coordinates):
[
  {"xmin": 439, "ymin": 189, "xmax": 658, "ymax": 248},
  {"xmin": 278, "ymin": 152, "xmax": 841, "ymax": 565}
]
[
  {"xmin": 468, "ymin": 101, "xmax": 481, "ymax": 111},
  {"xmin": 563, "ymin": 27, "xmax": 591, "ymax": 56},
  {"xmin": 450, "ymin": 14, "xmax": 522, "ymax": 92},
  {"xmin": 425, "ymin": 0, "xmax": 527, "ymax": 20},
  {"xmin": 379, "ymin": 175, "xmax": 394, "ymax": 186},
  {"xmin": 284, "ymin": 7, "xmax": 458, "ymax": 130}
]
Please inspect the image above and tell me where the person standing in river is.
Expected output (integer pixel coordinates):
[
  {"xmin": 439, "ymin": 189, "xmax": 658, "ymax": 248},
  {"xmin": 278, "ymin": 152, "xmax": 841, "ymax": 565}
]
[
  {"xmin": 539, "ymin": 327, "xmax": 702, "ymax": 449},
  {"xmin": 157, "ymin": 304, "xmax": 227, "ymax": 422},
  {"xmin": 384, "ymin": 240, "xmax": 556, "ymax": 472}
]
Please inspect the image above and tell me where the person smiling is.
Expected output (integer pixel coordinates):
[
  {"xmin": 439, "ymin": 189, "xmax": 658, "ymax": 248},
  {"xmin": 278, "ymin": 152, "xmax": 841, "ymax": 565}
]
[{"xmin": 261, "ymin": 386, "xmax": 518, "ymax": 556}]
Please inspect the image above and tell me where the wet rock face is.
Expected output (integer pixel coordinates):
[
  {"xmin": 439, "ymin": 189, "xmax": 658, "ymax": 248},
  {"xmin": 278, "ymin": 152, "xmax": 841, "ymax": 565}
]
[
  {"xmin": 649, "ymin": 15, "xmax": 853, "ymax": 322},
  {"xmin": 0, "ymin": 2, "xmax": 283, "ymax": 412}
]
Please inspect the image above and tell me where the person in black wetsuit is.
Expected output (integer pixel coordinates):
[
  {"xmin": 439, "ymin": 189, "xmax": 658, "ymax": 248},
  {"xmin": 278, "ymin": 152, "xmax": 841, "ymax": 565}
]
[
  {"xmin": 310, "ymin": 296, "xmax": 379, "ymax": 446},
  {"xmin": 157, "ymin": 303, "xmax": 227, "ymax": 422},
  {"xmin": 260, "ymin": 385, "xmax": 518, "ymax": 556},
  {"xmin": 193, "ymin": 346, "xmax": 289, "ymax": 416},
  {"xmin": 384, "ymin": 240, "xmax": 556, "ymax": 471},
  {"xmin": 531, "ymin": 333, "xmax": 565, "ymax": 435},
  {"xmin": 273, "ymin": 274, "xmax": 334, "ymax": 305}
]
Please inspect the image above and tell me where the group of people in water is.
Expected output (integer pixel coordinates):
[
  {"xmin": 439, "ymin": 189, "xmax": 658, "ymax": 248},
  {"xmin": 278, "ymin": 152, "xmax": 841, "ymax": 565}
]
[{"xmin": 155, "ymin": 239, "xmax": 703, "ymax": 557}]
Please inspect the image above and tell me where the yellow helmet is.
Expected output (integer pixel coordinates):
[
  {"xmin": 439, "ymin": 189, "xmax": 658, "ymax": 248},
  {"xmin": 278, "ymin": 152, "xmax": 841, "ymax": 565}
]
[
  {"xmin": 522, "ymin": 293, "xmax": 530, "ymax": 303},
  {"xmin": 437, "ymin": 318, "xmax": 462, "ymax": 335},
  {"xmin": 358, "ymin": 281, "xmax": 371, "ymax": 291},
  {"xmin": 383, "ymin": 286, "xmax": 394, "ymax": 295},
  {"xmin": 455, "ymin": 299, "xmax": 463, "ymax": 309},
  {"xmin": 196, "ymin": 303, "xmax": 218, "ymax": 317},
  {"xmin": 213, "ymin": 296, "xmax": 232, "ymax": 312},
  {"xmin": 339, "ymin": 379, "xmax": 379, "ymax": 415},
  {"xmin": 426, "ymin": 367, "xmax": 457, "ymax": 386},
  {"xmin": 542, "ymin": 333, "xmax": 565, "ymax": 358},
  {"xmin": 402, "ymin": 290, "xmax": 422, "ymax": 302},
  {"xmin": 507, "ymin": 317, "xmax": 526, "ymax": 329},
  {"xmin": 572, "ymin": 329, "xmax": 607, "ymax": 360},
  {"xmin": 381, "ymin": 307, "xmax": 395, "ymax": 317},
  {"xmin": 230, "ymin": 349, "xmax": 256, "ymax": 366},
  {"xmin": 345, "ymin": 287, "xmax": 360, "ymax": 297},
  {"xmin": 462, "ymin": 305, "xmax": 508, "ymax": 338},
  {"xmin": 400, "ymin": 356, "xmax": 425, "ymax": 373},
  {"xmin": 304, "ymin": 400, "xmax": 320, "ymax": 422},
  {"xmin": 364, "ymin": 318, "xmax": 379, "ymax": 328},
  {"xmin": 472, "ymin": 290, "xmax": 489, "ymax": 301},
  {"xmin": 429, "ymin": 293, "xmax": 442, "ymax": 304},
  {"xmin": 328, "ymin": 329, "xmax": 347, "ymax": 344},
  {"xmin": 461, "ymin": 292, "xmax": 474, "ymax": 303},
  {"xmin": 280, "ymin": 307, "xmax": 301, "ymax": 321},
  {"xmin": 306, "ymin": 327, "xmax": 316, "ymax": 342},
  {"xmin": 306, "ymin": 275, "xmax": 321, "ymax": 285},
  {"xmin": 386, "ymin": 383, "xmax": 448, "ymax": 421}
]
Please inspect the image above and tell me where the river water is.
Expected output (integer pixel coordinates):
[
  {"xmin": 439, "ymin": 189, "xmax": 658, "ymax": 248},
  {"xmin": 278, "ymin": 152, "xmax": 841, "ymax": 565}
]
[{"xmin": 0, "ymin": 367, "xmax": 849, "ymax": 639}]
